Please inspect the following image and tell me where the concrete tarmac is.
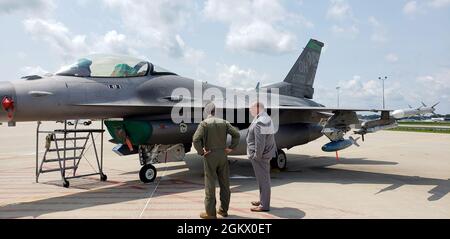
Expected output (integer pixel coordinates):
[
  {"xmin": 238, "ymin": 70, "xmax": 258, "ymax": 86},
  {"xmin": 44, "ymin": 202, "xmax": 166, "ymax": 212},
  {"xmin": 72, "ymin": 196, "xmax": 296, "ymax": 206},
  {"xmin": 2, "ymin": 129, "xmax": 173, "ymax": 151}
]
[{"xmin": 0, "ymin": 122, "xmax": 449, "ymax": 219}]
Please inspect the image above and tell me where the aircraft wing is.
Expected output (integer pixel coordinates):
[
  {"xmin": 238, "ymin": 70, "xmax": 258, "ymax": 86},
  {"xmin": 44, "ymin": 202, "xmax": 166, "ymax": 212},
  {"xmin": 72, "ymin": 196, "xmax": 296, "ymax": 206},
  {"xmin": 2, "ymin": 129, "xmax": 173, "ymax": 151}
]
[
  {"xmin": 74, "ymin": 102, "xmax": 392, "ymax": 113},
  {"xmin": 76, "ymin": 102, "xmax": 398, "ymax": 152},
  {"xmin": 273, "ymin": 106, "xmax": 392, "ymax": 113}
]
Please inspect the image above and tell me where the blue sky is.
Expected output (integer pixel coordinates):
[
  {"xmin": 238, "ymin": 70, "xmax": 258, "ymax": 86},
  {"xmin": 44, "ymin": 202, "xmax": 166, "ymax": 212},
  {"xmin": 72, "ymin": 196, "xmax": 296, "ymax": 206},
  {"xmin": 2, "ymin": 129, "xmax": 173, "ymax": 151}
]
[{"xmin": 0, "ymin": 0, "xmax": 449, "ymax": 113}]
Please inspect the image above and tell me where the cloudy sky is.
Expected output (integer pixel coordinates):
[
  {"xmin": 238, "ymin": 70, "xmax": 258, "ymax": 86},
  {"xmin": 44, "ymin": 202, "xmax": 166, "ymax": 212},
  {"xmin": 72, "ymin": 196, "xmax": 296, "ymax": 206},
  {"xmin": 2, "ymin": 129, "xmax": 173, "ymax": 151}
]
[{"xmin": 0, "ymin": 0, "xmax": 449, "ymax": 113}]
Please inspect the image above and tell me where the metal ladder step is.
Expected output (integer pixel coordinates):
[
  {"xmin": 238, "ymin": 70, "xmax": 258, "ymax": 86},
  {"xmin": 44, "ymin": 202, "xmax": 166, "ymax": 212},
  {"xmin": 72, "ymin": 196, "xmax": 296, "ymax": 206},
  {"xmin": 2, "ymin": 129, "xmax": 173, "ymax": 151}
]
[
  {"xmin": 43, "ymin": 157, "xmax": 81, "ymax": 163},
  {"xmin": 48, "ymin": 147, "xmax": 85, "ymax": 152},
  {"xmin": 41, "ymin": 166, "xmax": 77, "ymax": 173},
  {"xmin": 53, "ymin": 137, "xmax": 89, "ymax": 141}
]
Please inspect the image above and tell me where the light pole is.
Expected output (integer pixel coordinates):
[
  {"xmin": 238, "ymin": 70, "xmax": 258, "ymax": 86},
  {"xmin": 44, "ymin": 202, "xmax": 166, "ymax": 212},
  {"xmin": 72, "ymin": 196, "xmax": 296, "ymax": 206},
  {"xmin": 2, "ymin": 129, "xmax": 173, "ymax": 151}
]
[
  {"xmin": 379, "ymin": 76, "xmax": 387, "ymax": 109},
  {"xmin": 336, "ymin": 86, "xmax": 341, "ymax": 108}
]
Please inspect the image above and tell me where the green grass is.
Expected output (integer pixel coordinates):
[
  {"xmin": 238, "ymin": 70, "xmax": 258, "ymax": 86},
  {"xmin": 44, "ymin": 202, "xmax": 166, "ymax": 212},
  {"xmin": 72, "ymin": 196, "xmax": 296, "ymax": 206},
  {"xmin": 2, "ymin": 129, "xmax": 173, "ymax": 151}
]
[
  {"xmin": 398, "ymin": 121, "xmax": 450, "ymax": 126},
  {"xmin": 387, "ymin": 127, "xmax": 450, "ymax": 134}
]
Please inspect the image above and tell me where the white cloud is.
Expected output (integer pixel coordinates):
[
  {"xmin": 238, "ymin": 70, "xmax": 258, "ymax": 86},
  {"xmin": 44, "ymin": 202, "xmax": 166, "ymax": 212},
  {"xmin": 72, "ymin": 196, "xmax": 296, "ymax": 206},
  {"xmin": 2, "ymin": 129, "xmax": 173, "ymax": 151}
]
[
  {"xmin": 226, "ymin": 20, "xmax": 297, "ymax": 55},
  {"xmin": 204, "ymin": 0, "xmax": 285, "ymax": 23},
  {"xmin": 103, "ymin": 30, "xmax": 125, "ymax": 44},
  {"xmin": 369, "ymin": 16, "xmax": 388, "ymax": 43},
  {"xmin": 94, "ymin": 30, "xmax": 146, "ymax": 57},
  {"xmin": 340, "ymin": 75, "xmax": 380, "ymax": 99},
  {"xmin": 0, "ymin": 0, "xmax": 54, "ymax": 15},
  {"xmin": 329, "ymin": 75, "xmax": 407, "ymax": 109},
  {"xmin": 385, "ymin": 53, "xmax": 399, "ymax": 63},
  {"xmin": 331, "ymin": 24, "xmax": 359, "ymax": 37},
  {"xmin": 23, "ymin": 18, "xmax": 139, "ymax": 62},
  {"xmin": 215, "ymin": 63, "xmax": 268, "ymax": 89},
  {"xmin": 326, "ymin": 0, "xmax": 352, "ymax": 21},
  {"xmin": 368, "ymin": 16, "xmax": 381, "ymax": 28},
  {"xmin": 326, "ymin": 0, "xmax": 359, "ymax": 38},
  {"xmin": 102, "ymin": 0, "xmax": 204, "ymax": 63},
  {"xmin": 318, "ymin": 72, "xmax": 450, "ymax": 112},
  {"xmin": 403, "ymin": 1, "xmax": 419, "ymax": 15},
  {"xmin": 333, "ymin": 70, "xmax": 450, "ymax": 112},
  {"xmin": 23, "ymin": 18, "xmax": 89, "ymax": 61},
  {"xmin": 403, "ymin": 0, "xmax": 450, "ymax": 16},
  {"xmin": 174, "ymin": 35, "xmax": 205, "ymax": 64},
  {"xmin": 428, "ymin": 0, "xmax": 450, "ymax": 8},
  {"xmin": 417, "ymin": 69, "xmax": 450, "ymax": 95},
  {"xmin": 203, "ymin": 0, "xmax": 310, "ymax": 55},
  {"xmin": 414, "ymin": 69, "xmax": 450, "ymax": 112},
  {"xmin": 20, "ymin": 66, "xmax": 49, "ymax": 76}
]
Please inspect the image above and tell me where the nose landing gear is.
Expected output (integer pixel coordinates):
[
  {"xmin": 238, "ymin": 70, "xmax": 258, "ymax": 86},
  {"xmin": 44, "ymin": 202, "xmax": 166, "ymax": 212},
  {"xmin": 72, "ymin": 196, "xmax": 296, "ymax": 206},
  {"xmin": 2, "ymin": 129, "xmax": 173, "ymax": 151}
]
[
  {"xmin": 138, "ymin": 145, "xmax": 157, "ymax": 183},
  {"xmin": 139, "ymin": 164, "xmax": 157, "ymax": 183},
  {"xmin": 137, "ymin": 144, "xmax": 186, "ymax": 183}
]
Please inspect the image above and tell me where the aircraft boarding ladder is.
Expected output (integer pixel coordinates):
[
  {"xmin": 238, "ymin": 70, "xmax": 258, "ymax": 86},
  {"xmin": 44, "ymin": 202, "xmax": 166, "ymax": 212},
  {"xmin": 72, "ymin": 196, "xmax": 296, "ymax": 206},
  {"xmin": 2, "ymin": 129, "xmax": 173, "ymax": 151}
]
[{"xmin": 35, "ymin": 120, "xmax": 107, "ymax": 188}]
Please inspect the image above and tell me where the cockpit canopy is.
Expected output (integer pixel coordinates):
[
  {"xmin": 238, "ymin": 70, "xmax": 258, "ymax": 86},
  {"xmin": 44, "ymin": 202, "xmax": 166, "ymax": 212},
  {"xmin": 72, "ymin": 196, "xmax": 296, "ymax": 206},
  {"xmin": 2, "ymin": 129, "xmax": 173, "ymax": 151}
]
[{"xmin": 55, "ymin": 54, "xmax": 175, "ymax": 78}]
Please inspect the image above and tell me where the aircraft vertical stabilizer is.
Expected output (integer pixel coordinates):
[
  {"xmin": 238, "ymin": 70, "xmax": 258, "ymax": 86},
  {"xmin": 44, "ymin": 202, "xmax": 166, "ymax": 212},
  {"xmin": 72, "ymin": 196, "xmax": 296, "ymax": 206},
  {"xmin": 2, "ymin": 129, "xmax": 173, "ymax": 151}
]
[{"xmin": 265, "ymin": 39, "xmax": 324, "ymax": 99}]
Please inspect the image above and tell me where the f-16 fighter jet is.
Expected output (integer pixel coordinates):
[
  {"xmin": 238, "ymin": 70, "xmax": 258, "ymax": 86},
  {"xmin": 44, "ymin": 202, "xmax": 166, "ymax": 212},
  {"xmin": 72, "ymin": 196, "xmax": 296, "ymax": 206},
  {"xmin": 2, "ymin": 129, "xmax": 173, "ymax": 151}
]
[{"xmin": 0, "ymin": 39, "xmax": 399, "ymax": 183}]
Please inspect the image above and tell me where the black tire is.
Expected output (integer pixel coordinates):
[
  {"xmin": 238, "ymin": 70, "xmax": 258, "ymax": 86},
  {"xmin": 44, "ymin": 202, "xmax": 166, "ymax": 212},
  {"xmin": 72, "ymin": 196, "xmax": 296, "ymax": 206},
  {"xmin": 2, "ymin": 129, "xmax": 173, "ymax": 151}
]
[
  {"xmin": 271, "ymin": 150, "xmax": 287, "ymax": 170},
  {"xmin": 139, "ymin": 164, "xmax": 157, "ymax": 183},
  {"xmin": 100, "ymin": 174, "xmax": 108, "ymax": 182},
  {"xmin": 63, "ymin": 180, "xmax": 70, "ymax": 188}
]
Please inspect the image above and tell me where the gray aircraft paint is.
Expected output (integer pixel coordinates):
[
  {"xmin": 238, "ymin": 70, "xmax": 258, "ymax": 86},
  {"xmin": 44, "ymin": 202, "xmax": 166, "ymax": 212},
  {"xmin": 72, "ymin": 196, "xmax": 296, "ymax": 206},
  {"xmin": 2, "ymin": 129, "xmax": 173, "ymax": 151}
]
[{"xmin": 0, "ymin": 39, "xmax": 392, "ymax": 155}]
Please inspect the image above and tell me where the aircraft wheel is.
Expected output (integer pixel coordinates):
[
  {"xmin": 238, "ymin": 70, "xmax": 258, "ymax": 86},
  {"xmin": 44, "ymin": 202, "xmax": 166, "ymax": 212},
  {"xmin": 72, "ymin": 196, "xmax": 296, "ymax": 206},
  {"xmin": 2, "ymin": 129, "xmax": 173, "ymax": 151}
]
[
  {"xmin": 100, "ymin": 174, "xmax": 108, "ymax": 182},
  {"xmin": 271, "ymin": 150, "xmax": 287, "ymax": 170},
  {"xmin": 139, "ymin": 164, "xmax": 157, "ymax": 183},
  {"xmin": 63, "ymin": 180, "xmax": 70, "ymax": 188}
]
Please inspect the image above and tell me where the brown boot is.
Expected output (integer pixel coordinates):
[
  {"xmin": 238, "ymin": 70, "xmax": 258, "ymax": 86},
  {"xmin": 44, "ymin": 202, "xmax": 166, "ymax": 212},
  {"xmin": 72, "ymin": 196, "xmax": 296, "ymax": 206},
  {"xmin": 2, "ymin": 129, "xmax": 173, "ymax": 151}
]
[
  {"xmin": 217, "ymin": 209, "xmax": 228, "ymax": 218},
  {"xmin": 200, "ymin": 212, "xmax": 217, "ymax": 219}
]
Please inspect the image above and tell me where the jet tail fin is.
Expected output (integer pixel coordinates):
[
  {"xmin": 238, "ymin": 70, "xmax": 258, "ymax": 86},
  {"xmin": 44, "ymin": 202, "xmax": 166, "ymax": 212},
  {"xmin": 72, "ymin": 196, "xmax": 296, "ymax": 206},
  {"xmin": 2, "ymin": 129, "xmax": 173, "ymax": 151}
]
[
  {"xmin": 264, "ymin": 39, "xmax": 324, "ymax": 99},
  {"xmin": 432, "ymin": 102, "xmax": 440, "ymax": 108}
]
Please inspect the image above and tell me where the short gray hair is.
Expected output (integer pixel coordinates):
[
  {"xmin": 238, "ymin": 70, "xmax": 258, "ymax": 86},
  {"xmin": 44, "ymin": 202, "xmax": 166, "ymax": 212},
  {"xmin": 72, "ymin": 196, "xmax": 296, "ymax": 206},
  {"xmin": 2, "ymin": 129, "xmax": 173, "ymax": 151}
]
[{"xmin": 204, "ymin": 102, "xmax": 216, "ymax": 116}]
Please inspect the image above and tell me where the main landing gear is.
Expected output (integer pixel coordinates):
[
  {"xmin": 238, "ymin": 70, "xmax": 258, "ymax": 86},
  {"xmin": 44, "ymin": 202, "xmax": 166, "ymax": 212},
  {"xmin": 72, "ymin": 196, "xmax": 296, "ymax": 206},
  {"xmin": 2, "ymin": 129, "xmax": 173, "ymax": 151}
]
[{"xmin": 271, "ymin": 149, "xmax": 287, "ymax": 170}]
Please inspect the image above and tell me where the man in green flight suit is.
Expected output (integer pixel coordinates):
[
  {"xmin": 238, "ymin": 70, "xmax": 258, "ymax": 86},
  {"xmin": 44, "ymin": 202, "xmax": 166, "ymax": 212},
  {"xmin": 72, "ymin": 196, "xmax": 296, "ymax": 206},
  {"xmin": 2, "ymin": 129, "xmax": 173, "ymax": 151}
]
[{"xmin": 192, "ymin": 102, "xmax": 240, "ymax": 219}]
